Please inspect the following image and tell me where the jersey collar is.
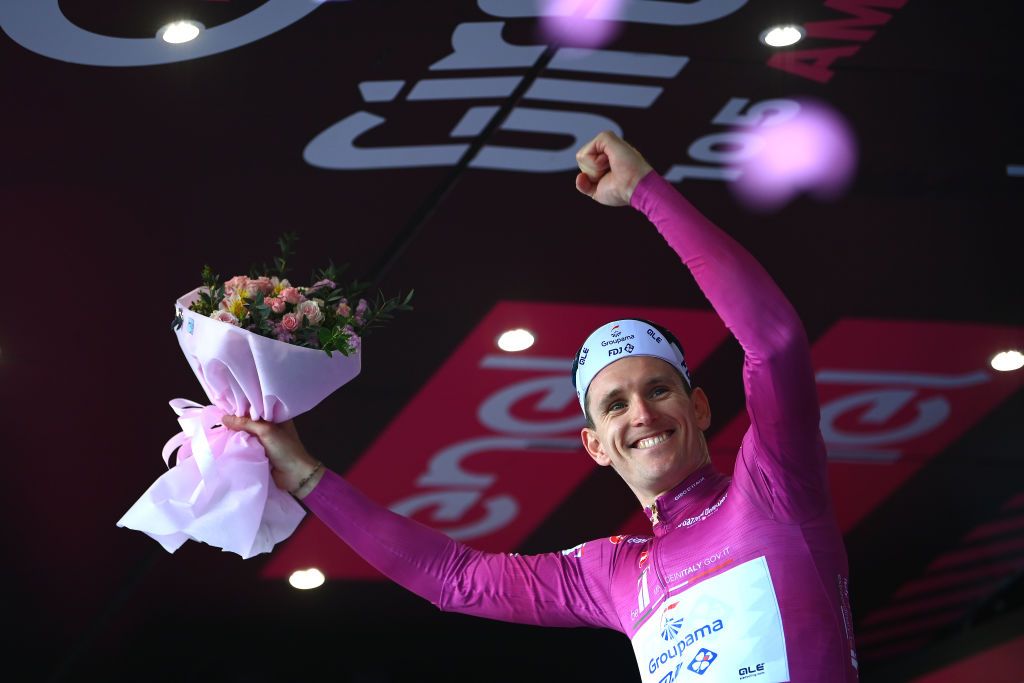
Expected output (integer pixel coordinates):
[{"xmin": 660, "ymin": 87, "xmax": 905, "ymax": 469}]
[{"xmin": 644, "ymin": 464, "xmax": 724, "ymax": 535}]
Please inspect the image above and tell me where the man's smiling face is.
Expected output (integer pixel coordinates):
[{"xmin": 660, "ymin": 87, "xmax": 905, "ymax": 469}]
[{"xmin": 581, "ymin": 355, "xmax": 711, "ymax": 507}]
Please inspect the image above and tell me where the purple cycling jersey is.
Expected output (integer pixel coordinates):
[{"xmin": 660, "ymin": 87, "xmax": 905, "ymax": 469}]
[{"xmin": 306, "ymin": 172, "xmax": 858, "ymax": 682}]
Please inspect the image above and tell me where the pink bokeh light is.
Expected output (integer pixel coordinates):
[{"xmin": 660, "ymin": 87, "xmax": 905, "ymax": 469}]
[
  {"xmin": 538, "ymin": 0, "xmax": 626, "ymax": 49},
  {"xmin": 729, "ymin": 99, "xmax": 858, "ymax": 213}
]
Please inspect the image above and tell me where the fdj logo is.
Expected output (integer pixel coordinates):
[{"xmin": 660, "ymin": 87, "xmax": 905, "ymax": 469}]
[
  {"xmin": 625, "ymin": 343, "xmax": 635, "ymax": 353},
  {"xmin": 688, "ymin": 649, "xmax": 718, "ymax": 675},
  {"xmin": 608, "ymin": 347, "xmax": 623, "ymax": 357}
]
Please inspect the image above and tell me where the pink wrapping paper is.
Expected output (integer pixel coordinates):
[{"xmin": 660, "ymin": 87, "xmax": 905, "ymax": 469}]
[{"xmin": 117, "ymin": 287, "xmax": 361, "ymax": 558}]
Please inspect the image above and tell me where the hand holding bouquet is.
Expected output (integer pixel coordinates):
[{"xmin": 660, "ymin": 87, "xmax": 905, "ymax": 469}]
[{"xmin": 117, "ymin": 234, "xmax": 412, "ymax": 558}]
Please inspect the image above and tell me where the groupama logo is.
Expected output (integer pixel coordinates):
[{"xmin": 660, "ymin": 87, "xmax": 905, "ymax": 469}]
[
  {"xmin": 648, "ymin": 618, "xmax": 725, "ymax": 675},
  {"xmin": 660, "ymin": 602, "xmax": 684, "ymax": 640}
]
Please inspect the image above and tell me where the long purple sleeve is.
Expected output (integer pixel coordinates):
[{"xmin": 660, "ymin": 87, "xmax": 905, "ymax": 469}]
[
  {"xmin": 305, "ymin": 467, "xmax": 620, "ymax": 629},
  {"xmin": 630, "ymin": 171, "xmax": 828, "ymax": 522}
]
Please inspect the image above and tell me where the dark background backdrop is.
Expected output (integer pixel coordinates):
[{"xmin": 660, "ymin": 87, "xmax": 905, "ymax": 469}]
[{"xmin": 2, "ymin": 1, "xmax": 1021, "ymax": 681}]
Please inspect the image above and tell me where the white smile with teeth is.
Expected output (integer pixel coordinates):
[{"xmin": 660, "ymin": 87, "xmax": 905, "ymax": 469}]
[{"xmin": 634, "ymin": 432, "xmax": 670, "ymax": 449}]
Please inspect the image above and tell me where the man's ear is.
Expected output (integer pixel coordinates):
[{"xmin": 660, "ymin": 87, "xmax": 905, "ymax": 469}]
[
  {"xmin": 581, "ymin": 427, "xmax": 610, "ymax": 466},
  {"xmin": 692, "ymin": 387, "xmax": 711, "ymax": 431}
]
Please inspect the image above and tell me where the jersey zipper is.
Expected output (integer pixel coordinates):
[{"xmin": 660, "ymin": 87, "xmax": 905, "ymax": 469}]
[
  {"xmin": 648, "ymin": 502, "xmax": 661, "ymax": 526},
  {"xmin": 649, "ymin": 499, "xmax": 668, "ymax": 598}
]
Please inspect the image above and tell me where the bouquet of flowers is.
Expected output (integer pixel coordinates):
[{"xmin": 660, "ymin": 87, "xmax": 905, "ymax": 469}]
[{"xmin": 117, "ymin": 234, "xmax": 412, "ymax": 558}]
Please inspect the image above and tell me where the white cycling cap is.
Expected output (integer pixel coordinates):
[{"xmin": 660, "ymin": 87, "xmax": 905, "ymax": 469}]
[{"xmin": 572, "ymin": 318, "xmax": 692, "ymax": 413}]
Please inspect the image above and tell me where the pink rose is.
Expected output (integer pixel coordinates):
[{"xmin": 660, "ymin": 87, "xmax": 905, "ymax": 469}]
[
  {"xmin": 335, "ymin": 301, "xmax": 351, "ymax": 317},
  {"xmin": 210, "ymin": 310, "xmax": 239, "ymax": 326},
  {"xmin": 281, "ymin": 312, "xmax": 301, "ymax": 332},
  {"xmin": 265, "ymin": 296, "xmax": 286, "ymax": 314},
  {"xmin": 224, "ymin": 275, "xmax": 249, "ymax": 295},
  {"xmin": 250, "ymin": 276, "xmax": 274, "ymax": 295},
  {"xmin": 280, "ymin": 287, "xmax": 303, "ymax": 305},
  {"xmin": 298, "ymin": 300, "xmax": 324, "ymax": 325}
]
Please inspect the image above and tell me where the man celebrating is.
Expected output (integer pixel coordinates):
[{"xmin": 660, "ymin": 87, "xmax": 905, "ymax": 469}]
[{"xmin": 224, "ymin": 131, "xmax": 858, "ymax": 682}]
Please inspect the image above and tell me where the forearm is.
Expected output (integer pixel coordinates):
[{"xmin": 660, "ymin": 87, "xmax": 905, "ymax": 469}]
[
  {"xmin": 631, "ymin": 172, "xmax": 821, "ymax": 450},
  {"xmin": 304, "ymin": 470, "xmax": 615, "ymax": 628},
  {"xmin": 304, "ymin": 469, "xmax": 462, "ymax": 606},
  {"xmin": 631, "ymin": 172, "xmax": 807, "ymax": 361}
]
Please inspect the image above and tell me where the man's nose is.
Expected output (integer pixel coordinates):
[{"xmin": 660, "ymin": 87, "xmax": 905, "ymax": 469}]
[{"xmin": 630, "ymin": 397, "xmax": 655, "ymax": 425}]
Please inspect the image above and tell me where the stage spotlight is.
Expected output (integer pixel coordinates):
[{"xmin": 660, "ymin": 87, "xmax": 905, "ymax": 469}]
[
  {"xmin": 991, "ymin": 350, "xmax": 1024, "ymax": 372},
  {"xmin": 288, "ymin": 568, "xmax": 326, "ymax": 590},
  {"xmin": 158, "ymin": 20, "xmax": 203, "ymax": 44},
  {"xmin": 498, "ymin": 329, "xmax": 536, "ymax": 352},
  {"xmin": 760, "ymin": 25, "xmax": 806, "ymax": 48}
]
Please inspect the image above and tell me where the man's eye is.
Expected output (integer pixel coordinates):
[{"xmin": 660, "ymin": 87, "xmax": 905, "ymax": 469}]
[
  {"xmin": 651, "ymin": 387, "xmax": 668, "ymax": 397},
  {"xmin": 608, "ymin": 401, "xmax": 626, "ymax": 412}
]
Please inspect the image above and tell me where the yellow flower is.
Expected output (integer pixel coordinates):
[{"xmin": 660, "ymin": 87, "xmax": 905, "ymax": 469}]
[
  {"xmin": 271, "ymin": 277, "xmax": 291, "ymax": 296},
  {"xmin": 221, "ymin": 294, "xmax": 248, "ymax": 319}
]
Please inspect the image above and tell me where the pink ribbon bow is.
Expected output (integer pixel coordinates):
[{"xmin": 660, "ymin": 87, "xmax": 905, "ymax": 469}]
[{"xmin": 116, "ymin": 399, "xmax": 306, "ymax": 558}]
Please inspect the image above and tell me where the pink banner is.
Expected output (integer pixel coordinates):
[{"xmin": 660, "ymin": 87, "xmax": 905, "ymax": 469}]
[{"xmin": 707, "ymin": 319, "xmax": 1023, "ymax": 533}]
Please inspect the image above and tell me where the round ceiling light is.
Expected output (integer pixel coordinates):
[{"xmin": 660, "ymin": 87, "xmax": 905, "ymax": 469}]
[
  {"xmin": 497, "ymin": 329, "xmax": 535, "ymax": 352},
  {"xmin": 760, "ymin": 24, "xmax": 806, "ymax": 48},
  {"xmin": 990, "ymin": 350, "xmax": 1024, "ymax": 372},
  {"xmin": 158, "ymin": 20, "xmax": 203, "ymax": 44},
  {"xmin": 288, "ymin": 568, "xmax": 326, "ymax": 590}
]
